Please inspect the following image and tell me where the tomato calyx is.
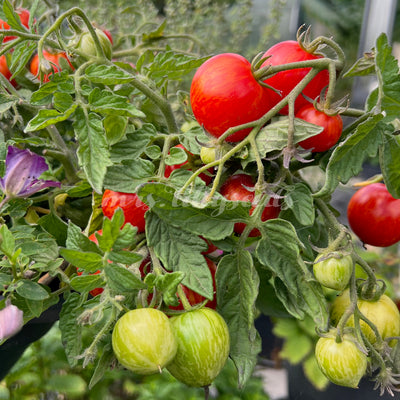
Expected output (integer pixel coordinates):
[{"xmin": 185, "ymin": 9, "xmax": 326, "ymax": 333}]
[{"xmin": 356, "ymin": 278, "xmax": 387, "ymax": 303}]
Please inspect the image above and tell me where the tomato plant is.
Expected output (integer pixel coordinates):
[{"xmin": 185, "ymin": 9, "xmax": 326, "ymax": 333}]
[
  {"xmin": 112, "ymin": 308, "xmax": 177, "ymax": 375},
  {"xmin": 260, "ymin": 40, "xmax": 330, "ymax": 114},
  {"xmin": 167, "ymin": 308, "xmax": 230, "ymax": 387},
  {"xmin": 313, "ymin": 252, "xmax": 353, "ymax": 291},
  {"xmin": 295, "ymin": 104, "xmax": 343, "ymax": 152},
  {"xmin": 30, "ymin": 50, "xmax": 74, "ymax": 82},
  {"xmin": 347, "ymin": 183, "xmax": 400, "ymax": 247},
  {"xmin": 190, "ymin": 53, "xmax": 272, "ymax": 142},
  {"xmin": 1, "ymin": 3, "xmax": 400, "ymax": 396},
  {"xmin": 315, "ymin": 332, "xmax": 368, "ymax": 388},
  {"xmin": 330, "ymin": 289, "xmax": 400, "ymax": 344},
  {"xmin": 219, "ymin": 173, "xmax": 281, "ymax": 236},
  {"xmin": 101, "ymin": 189, "xmax": 149, "ymax": 233}
]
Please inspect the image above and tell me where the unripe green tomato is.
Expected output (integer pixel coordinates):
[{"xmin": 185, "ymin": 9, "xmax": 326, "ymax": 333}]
[
  {"xmin": 200, "ymin": 146, "xmax": 216, "ymax": 164},
  {"xmin": 112, "ymin": 308, "xmax": 177, "ymax": 375},
  {"xmin": 330, "ymin": 289, "xmax": 400, "ymax": 344},
  {"xmin": 75, "ymin": 28, "xmax": 112, "ymax": 60},
  {"xmin": 167, "ymin": 308, "xmax": 230, "ymax": 387},
  {"xmin": 315, "ymin": 333, "xmax": 367, "ymax": 388},
  {"xmin": 313, "ymin": 252, "xmax": 353, "ymax": 291}
]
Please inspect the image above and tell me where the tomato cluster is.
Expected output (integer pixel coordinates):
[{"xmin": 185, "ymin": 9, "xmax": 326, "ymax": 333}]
[
  {"xmin": 112, "ymin": 307, "xmax": 230, "ymax": 388},
  {"xmin": 190, "ymin": 40, "xmax": 332, "ymax": 144}
]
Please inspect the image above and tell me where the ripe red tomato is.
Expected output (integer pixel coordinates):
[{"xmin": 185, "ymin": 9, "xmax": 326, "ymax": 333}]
[
  {"xmin": 164, "ymin": 144, "xmax": 213, "ymax": 185},
  {"xmin": 347, "ymin": 183, "xmax": 400, "ymax": 247},
  {"xmin": 101, "ymin": 189, "xmax": 149, "ymax": 233},
  {"xmin": 77, "ymin": 230, "xmax": 104, "ymax": 297},
  {"xmin": 0, "ymin": 8, "xmax": 30, "ymax": 43},
  {"xmin": 295, "ymin": 105, "xmax": 343, "ymax": 152},
  {"xmin": 30, "ymin": 50, "xmax": 74, "ymax": 82},
  {"xmin": 219, "ymin": 174, "xmax": 281, "ymax": 237},
  {"xmin": 169, "ymin": 256, "xmax": 217, "ymax": 310},
  {"xmin": 190, "ymin": 53, "xmax": 273, "ymax": 142},
  {"xmin": 0, "ymin": 55, "xmax": 17, "ymax": 87},
  {"xmin": 261, "ymin": 40, "xmax": 329, "ymax": 114}
]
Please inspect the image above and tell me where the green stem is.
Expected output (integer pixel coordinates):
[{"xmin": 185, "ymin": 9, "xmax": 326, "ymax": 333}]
[{"xmin": 177, "ymin": 284, "xmax": 192, "ymax": 311}]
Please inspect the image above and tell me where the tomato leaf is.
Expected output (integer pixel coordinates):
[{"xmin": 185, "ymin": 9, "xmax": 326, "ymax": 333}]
[
  {"xmin": 59, "ymin": 292, "xmax": 83, "ymax": 367},
  {"xmin": 104, "ymin": 263, "xmax": 146, "ymax": 293},
  {"xmin": 25, "ymin": 105, "xmax": 78, "ymax": 132},
  {"xmin": 103, "ymin": 115, "xmax": 128, "ymax": 146},
  {"xmin": 88, "ymin": 87, "xmax": 145, "ymax": 118},
  {"xmin": 146, "ymin": 212, "xmax": 213, "ymax": 299},
  {"xmin": 314, "ymin": 114, "xmax": 385, "ymax": 198},
  {"xmin": 73, "ymin": 109, "xmax": 112, "ymax": 194},
  {"xmin": 216, "ymin": 250, "xmax": 261, "ymax": 389},
  {"xmin": 2, "ymin": 0, "xmax": 26, "ymax": 30},
  {"xmin": 104, "ymin": 158, "xmax": 155, "ymax": 193},
  {"xmin": 70, "ymin": 274, "xmax": 104, "ymax": 293},
  {"xmin": 244, "ymin": 118, "xmax": 323, "ymax": 166},
  {"xmin": 60, "ymin": 249, "xmax": 103, "ymax": 273},
  {"xmin": 380, "ymin": 133, "xmax": 400, "ymax": 199},
  {"xmin": 282, "ymin": 183, "xmax": 315, "ymax": 226},
  {"xmin": 138, "ymin": 182, "xmax": 249, "ymax": 240},
  {"xmin": 343, "ymin": 51, "xmax": 375, "ymax": 78},
  {"xmin": 15, "ymin": 280, "xmax": 50, "ymax": 300},
  {"xmin": 65, "ymin": 222, "xmax": 102, "ymax": 254},
  {"xmin": 303, "ymin": 354, "xmax": 330, "ymax": 391},
  {"xmin": 375, "ymin": 33, "xmax": 400, "ymax": 118},
  {"xmin": 84, "ymin": 64, "xmax": 134, "ymax": 85},
  {"xmin": 89, "ymin": 344, "xmax": 115, "ymax": 390},
  {"xmin": 9, "ymin": 41, "xmax": 37, "ymax": 79}
]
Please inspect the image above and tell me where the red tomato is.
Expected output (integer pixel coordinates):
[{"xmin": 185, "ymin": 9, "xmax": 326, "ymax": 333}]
[
  {"xmin": 77, "ymin": 230, "xmax": 103, "ymax": 296},
  {"xmin": 0, "ymin": 8, "xmax": 30, "ymax": 43},
  {"xmin": 347, "ymin": 183, "xmax": 400, "ymax": 247},
  {"xmin": 220, "ymin": 174, "xmax": 281, "ymax": 237},
  {"xmin": 169, "ymin": 256, "xmax": 217, "ymax": 310},
  {"xmin": 164, "ymin": 144, "xmax": 213, "ymax": 185},
  {"xmin": 190, "ymin": 53, "xmax": 273, "ymax": 142},
  {"xmin": 0, "ymin": 55, "xmax": 17, "ymax": 87},
  {"xmin": 295, "ymin": 105, "xmax": 343, "ymax": 152},
  {"xmin": 101, "ymin": 189, "xmax": 149, "ymax": 233},
  {"xmin": 261, "ymin": 40, "xmax": 329, "ymax": 114},
  {"xmin": 30, "ymin": 50, "xmax": 74, "ymax": 82}
]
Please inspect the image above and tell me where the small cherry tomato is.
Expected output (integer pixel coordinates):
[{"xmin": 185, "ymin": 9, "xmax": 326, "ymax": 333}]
[
  {"xmin": 0, "ymin": 55, "xmax": 17, "ymax": 87},
  {"xmin": 347, "ymin": 183, "xmax": 400, "ymax": 247},
  {"xmin": 315, "ymin": 332, "xmax": 367, "ymax": 388},
  {"xmin": 167, "ymin": 308, "xmax": 230, "ymax": 387},
  {"xmin": 190, "ymin": 53, "xmax": 273, "ymax": 142},
  {"xmin": 112, "ymin": 308, "xmax": 177, "ymax": 375},
  {"xmin": 219, "ymin": 173, "xmax": 280, "ymax": 237},
  {"xmin": 30, "ymin": 50, "xmax": 74, "ymax": 82},
  {"xmin": 313, "ymin": 252, "xmax": 353, "ymax": 291},
  {"xmin": 101, "ymin": 189, "xmax": 149, "ymax": 233},
  {"xmin": 295, "ymin": 105, "xmax": 343, "ymax": 152},
  {"xmin": 331, "ymin": 289, "xmax": 400, "ymax": 344},
  {"xmin": 260, "ymin": 40, "xmax": 329, "ymax": 114}
]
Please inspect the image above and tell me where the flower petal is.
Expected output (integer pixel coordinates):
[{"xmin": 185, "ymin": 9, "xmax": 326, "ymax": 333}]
[{"xmin": 0, "ymin": 303, "xmax": 24, "ymax": 341}]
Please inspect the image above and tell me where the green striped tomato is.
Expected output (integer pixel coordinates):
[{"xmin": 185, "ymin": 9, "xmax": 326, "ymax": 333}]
[
  {"xmin": 112, "ymin": 308, "xmax": 177, "ymax": 375},
  {"xmin": 167, "ymin": 308, "xmax": 230, "ymax": 387},
  {"xmin": 315, "ymin": 333, "xmax": 368, "ymax": 388}
]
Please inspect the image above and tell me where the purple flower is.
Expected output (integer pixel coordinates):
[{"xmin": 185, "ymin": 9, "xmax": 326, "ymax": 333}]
[
  {"xmin": 0, "ymin": 146, "xmax": 61, "ymax": 199},
  {"xmin": 0, "ymin": 303, "xmax": 23, "ymax": 341}
]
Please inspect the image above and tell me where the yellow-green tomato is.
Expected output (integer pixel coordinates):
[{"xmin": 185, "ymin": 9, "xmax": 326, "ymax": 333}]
[
  {"xmin": 75, "ymin": 28, "xmax": 112, "ymax": 60},
  {"xmin": 167, "ymin": 308, "xmax": 230, "ymax": 387},
  {"xmin": 315, "ymin": 333, "xmax": 367, "ymax": 388},
  {"xmin": 331, "ymin": 289, "xmax": 400, "ymax": 344},
  {"xmin": 313, "ymin": 252, "xmax": 353, "ymax": 291},
  {"xmin": 200, "ymin": 146, "xmax": 216, "ymax": 164},
  {"xmin": 112, "ymin": 308, "xmax": 177, "ymax": 375}
]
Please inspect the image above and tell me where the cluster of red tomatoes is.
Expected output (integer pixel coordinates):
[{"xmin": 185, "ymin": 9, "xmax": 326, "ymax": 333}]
[
  {"xmin": 0, "ymin": 8, "xmax": 113, "ymax": 85},
  {"xmin": 190, "ymin": 40, "xmax": 343, "ymax": 152}
]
